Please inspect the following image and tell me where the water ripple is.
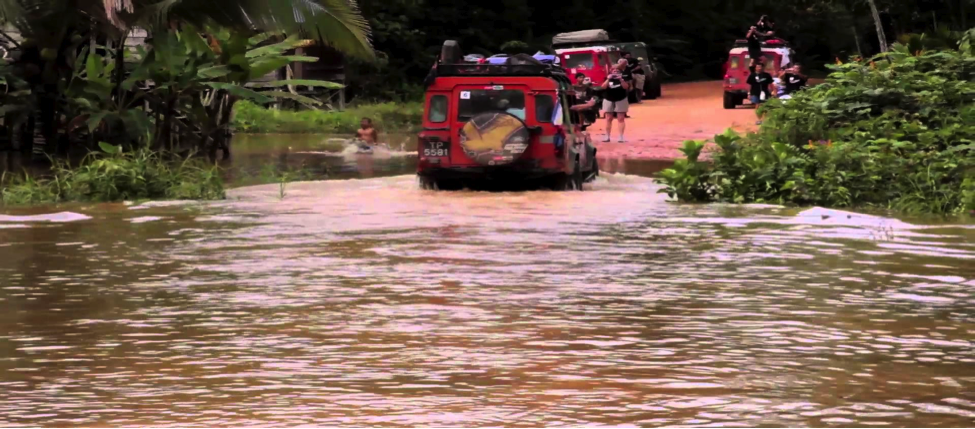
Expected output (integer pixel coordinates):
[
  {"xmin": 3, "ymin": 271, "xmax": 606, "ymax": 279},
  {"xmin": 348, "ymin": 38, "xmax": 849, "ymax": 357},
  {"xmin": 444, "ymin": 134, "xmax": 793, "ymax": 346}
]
[{"xmin": 0, "ymin": 175, "xmax": 972, "ymax": 427}]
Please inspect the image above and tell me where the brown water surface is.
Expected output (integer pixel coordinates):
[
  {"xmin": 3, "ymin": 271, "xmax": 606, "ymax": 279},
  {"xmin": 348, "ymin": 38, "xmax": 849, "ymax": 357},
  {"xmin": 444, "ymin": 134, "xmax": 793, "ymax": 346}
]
[{"xmin": 0, "ymin": 137, "xmax": 973, "ymax": 427}]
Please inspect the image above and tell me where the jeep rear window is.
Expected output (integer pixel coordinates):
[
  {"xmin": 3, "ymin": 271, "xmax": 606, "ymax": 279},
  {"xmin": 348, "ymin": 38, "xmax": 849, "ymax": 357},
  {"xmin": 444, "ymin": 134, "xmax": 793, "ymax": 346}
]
[
  {"xmin": 730, "ymin": 56, "xmax": 740, "ymax": 69},
  {"xmin": 535, "ymin": 95, "xmax": 555, "ymax": 123},
  {"xmin": 458, "ymin": 90, "xmax": 526, "ymax": 121},
  {"xmin": 428, "ymin": 95, "xmax": 447, "ymax": 123},
  {"xmin": 563, "ymin": 54, "xmax": 594, "ymax": 70}
]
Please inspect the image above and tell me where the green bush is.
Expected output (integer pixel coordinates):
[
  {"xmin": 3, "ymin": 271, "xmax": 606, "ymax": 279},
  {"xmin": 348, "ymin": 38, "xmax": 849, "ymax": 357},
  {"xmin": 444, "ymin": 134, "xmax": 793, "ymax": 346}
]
[
  {"xmin": 657, "ymin": 33, "xmax": 975, "ymax": 215},
  {"xmin": 1, "ymin": 144, "xmax": 225, "ymax": 205},
  {"xmin": 232, "ymin": 101, "xmax": 424, "ymax": 134}
]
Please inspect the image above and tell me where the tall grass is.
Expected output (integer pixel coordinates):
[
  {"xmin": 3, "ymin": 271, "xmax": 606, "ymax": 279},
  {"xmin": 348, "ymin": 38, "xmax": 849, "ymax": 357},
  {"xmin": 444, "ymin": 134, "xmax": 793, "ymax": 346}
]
[
  {"xmin": 232, "ymin": 101, "xmax": 424, "ymax": 134},
  {"xmin": 1, "ymin": 148, "xmax": 225, "ymax": 206}
]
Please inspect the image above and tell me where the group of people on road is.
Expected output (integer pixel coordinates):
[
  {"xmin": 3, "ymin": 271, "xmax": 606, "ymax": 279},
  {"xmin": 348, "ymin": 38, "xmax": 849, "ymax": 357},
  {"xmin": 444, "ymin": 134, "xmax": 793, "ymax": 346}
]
[
  {"xmin": 743, "ymin": 15, "xmax": 808, "ymax": 107},
  {"xmin": 570, "ymin": 52, "xmax": 645, "ymax": 143},
  {"xmin": 747, "ymin": 62, "xmax": 807, "ymax": 105}
]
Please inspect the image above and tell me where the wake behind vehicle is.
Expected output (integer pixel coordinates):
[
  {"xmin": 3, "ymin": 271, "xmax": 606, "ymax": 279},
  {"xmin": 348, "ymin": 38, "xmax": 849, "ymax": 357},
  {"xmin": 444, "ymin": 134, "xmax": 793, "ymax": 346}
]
[
  {"xmin": 552, "ymin": 30, "xmax": 662, "ymax": 99},
  {"xmin": 722, "ymin": 38, "xmax": 793, "ymax": 109},
  {"xmin": 417, "ymin": 41, "xmax": 599, "ymax": 191}
]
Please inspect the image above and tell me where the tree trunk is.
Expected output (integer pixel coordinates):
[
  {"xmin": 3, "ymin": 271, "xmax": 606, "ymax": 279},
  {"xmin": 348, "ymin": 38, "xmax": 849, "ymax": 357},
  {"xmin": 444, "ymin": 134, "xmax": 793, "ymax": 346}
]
[
  {"xmin": 960, "ymin": 0, "xmax": 968, "ymax": 30},
  {"xmin": 113, "ymin": 34, "xmax": 127, "ymax": 105},
  {"xmin": 219, "ymin": 96, "xmax": 236, "ymax": 160},
  {"xmin": 852, "ymin": 25, "xmax": 863, "ymax": 57},
  {"xmin": 866, "ymin": 0, "xmax": 888, "ymax": 52}
]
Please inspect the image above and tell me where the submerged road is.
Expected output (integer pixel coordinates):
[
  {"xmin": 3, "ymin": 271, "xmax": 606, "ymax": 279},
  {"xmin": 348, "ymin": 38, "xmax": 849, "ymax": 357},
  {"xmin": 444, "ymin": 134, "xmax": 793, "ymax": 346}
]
[
  {"xmin": 1, "ymin": 174, "xmax": 973, "ymax": 426},
  {"xmin": 591, "ymin": 80, "xmax": 760, "ymax": 161}
]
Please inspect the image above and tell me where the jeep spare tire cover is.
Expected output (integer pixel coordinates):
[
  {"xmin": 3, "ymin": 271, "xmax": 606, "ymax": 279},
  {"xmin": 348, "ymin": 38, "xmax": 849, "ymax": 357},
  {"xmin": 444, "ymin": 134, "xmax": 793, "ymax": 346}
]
[{"xmin": 459, "ymin": 112, "xmax": 530, "ymax": 166}]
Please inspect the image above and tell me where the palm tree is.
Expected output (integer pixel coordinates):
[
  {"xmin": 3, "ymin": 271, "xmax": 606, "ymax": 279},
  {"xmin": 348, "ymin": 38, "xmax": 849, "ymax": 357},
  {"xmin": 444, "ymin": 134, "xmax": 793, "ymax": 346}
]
[
  {"xmin": 0, "ymin": 0, "xmax": 370, "ymax": 157},
  {"xmin": 2, "ymin": 0, "xmax": 371, "ymax": 57}
]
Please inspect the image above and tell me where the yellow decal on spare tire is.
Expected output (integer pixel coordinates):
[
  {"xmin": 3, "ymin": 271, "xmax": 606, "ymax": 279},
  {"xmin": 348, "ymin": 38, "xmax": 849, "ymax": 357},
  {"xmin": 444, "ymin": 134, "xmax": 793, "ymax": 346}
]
[{"xmin": 459, "ymin": 112, "xmax": 530, "ymax": 166}]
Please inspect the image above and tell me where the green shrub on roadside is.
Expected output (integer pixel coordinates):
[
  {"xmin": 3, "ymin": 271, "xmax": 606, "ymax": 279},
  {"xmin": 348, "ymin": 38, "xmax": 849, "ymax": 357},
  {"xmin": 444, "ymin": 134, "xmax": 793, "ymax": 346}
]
[
  {"xmin": 1, "ymin": 144, "xmax": 225, "ymax": 205},
  {"xmin": 657, "ymin": 31, "xmax": 975, "ymax": 215},
  {"xmin": 232, "ymin": 101, "xmax": 424, "ymax": 134}
]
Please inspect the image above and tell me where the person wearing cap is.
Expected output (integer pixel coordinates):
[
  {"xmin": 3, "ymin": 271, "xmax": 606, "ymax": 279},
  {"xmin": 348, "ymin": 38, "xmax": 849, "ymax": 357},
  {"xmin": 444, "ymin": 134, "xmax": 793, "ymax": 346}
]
[{"xmin": 622, "ymin": 52, "xmax": 646, "ymax": 100}]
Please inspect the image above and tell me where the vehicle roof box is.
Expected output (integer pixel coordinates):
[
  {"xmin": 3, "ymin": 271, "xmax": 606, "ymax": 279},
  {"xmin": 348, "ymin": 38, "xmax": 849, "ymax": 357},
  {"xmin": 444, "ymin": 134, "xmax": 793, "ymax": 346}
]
[
  {"xmin": 440, "ymin": 40, "xmax": 463, "ymax": 64},
  {"xmin": 506, "ymin": 53, "xmax": 544, "ymax": 65},
  {"xmin": 553, "ymin": 29, "xmax": 610, "ymax": 46}
]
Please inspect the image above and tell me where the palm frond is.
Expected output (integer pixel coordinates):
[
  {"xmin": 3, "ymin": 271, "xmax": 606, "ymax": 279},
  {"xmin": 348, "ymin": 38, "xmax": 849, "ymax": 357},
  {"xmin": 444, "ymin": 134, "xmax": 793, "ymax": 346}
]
[
  {"xmin": 131, "ymin": 0, "xmax": 372, "ymax": 58},
  {"xmin": 103, "ymin": 0, "xmax": 134, "ymax": 28},
  {"xmin": 0, "ymin": 0, "xmax": 24, "ymax": 24}
]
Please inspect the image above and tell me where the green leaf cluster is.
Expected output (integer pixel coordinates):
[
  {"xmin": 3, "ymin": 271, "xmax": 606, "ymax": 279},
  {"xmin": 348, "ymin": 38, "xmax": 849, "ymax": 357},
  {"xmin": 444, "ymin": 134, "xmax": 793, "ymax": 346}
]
[{"xmin": 657, "ymin": 33, "xmax": 975, "ymax": 215}]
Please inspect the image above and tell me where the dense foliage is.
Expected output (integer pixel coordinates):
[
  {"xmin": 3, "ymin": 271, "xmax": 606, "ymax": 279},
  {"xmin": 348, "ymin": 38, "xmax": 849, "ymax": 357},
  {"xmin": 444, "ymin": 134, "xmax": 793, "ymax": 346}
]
[
  {"xmin": 0, "ymin": 0, "xmax": 371, "ymax": 159},
  {"xmin": 1, "ymin": 143, "xmax": 224, "ymax": 205},
  {"xmin": 345, "ymin": 0, "xmax": 974, "ymax": 99},
  {"xmin": 657, "ymin": 30, "xmax": 975, "ymax": 215},
  {"xmin": 232, "ymin": 100, "xmax": 422, "ymax": 134}
]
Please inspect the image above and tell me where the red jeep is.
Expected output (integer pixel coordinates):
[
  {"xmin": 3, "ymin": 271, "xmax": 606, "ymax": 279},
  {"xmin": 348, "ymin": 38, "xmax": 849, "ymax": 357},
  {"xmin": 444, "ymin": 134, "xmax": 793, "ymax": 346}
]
[
  {"xmin": 417, "ymin": 41, "xmax": 599, "ymax": 191},
  {"xmin": 556, "ymin": 46, "xmax": 622, "ymax": 89},
  {"xmin": 722, "ymin": 38, "xmax": 793, "ymax": 109}
]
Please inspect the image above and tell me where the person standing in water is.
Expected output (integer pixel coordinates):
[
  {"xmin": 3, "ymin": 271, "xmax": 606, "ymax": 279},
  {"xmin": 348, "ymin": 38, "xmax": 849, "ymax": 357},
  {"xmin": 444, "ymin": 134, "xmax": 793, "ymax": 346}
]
[
  {"xmin": 356, "ymin": 118, "xmax": 379, "ymax": 143},
  {"xmin": 354, "ymin": 117, "xmax": 379, "ymax": 150}
]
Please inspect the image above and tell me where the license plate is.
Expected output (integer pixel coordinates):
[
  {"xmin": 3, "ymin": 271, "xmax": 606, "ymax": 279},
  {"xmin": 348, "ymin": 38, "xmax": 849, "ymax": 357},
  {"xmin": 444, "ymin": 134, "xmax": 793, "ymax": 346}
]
[{"xmin": 423, "ymin": 141, "xmax": 449, "ymax": 158}]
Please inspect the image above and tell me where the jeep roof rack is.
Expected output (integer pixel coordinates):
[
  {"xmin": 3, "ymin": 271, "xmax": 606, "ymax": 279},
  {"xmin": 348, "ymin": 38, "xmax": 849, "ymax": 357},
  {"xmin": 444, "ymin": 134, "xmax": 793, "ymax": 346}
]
[
  {"xmin": 731, "ymin": 38, "xmax": 792, "ymax": 49},
  {"xmin": 436, "ymin": 63, "xmax": 573, "ymax": 86},
  {"xmin": 435, "ymin": 41, "xmax": 572, "ymax": 86}
]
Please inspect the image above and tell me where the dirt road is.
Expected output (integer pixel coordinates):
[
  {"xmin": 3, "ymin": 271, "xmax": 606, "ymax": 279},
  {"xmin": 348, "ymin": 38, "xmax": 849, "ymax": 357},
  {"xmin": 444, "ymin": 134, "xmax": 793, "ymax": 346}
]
[{"xmin": 590, "ymin": 80, "xmax": 758, "ymax": 161}]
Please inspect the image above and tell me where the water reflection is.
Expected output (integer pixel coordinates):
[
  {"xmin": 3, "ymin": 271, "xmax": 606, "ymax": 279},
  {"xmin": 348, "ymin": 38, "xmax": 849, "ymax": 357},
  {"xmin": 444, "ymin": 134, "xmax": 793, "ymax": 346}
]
[{"xmin": 0, "ymin": 174, "xmax": 972, "ymax": 427}]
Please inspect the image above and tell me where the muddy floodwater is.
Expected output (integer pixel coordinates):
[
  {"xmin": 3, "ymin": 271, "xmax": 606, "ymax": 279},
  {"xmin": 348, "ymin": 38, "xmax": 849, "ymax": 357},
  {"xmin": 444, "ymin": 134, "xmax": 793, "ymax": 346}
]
[{"xmin": 0, "ymin": 135, "xmax": 973, "ymax": 427}]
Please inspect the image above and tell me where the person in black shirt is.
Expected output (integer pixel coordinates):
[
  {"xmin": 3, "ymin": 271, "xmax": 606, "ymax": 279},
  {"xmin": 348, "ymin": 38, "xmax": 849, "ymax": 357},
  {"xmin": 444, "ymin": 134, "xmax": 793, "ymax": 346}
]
[
  {"xmin": 746, "ymin": 62, "xmax": 773, "ymax": 105},
  {"xmin": 781, "ymin": 64, "xmax": 808, "ymax": 96},
  {"xmin": 571, "ymin": 82, "xmax": 602, "ymax": 125},
  {"xmin": 600, "ymin": 61, "xmax": 630, "ymax": 142},
  {"xmin": 575, "ymin": 72, "xmax": 588, "ymax": 86},
  {"xmin": 757, "ymin": 15, "xmax": 774, "ymax": 34},
  {"xmin": 616, "ymin": 58, "xmax": 639, "ymax": 103},
  {"xmin": 622, "ymin": 52, "xmax": 646, "ymax": 100},
  {"xmin": 746, "ymin": 16, "xmax": 775, "ymax": 66}
]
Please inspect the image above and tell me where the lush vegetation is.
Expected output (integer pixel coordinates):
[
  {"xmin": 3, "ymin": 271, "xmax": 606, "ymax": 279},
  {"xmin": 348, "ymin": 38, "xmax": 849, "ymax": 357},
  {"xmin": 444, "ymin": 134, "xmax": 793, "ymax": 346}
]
[
  {"xmin": 232, "ymin": 100, "xmax": 422, "ymax": 134},
  {"xmin": 0, "ymin": 0, "xmax": 371, "ymax": 160},
  {"xmin": 658, "ymin": 30, "xmax": 975, "ymax": 215},
  {"xmin": 343, "ymin": 0, "xmax": 973, "ymax": 99},
  {"xmin": 1, "ymin": 143, "xmax": 224, "ymax": 205}
]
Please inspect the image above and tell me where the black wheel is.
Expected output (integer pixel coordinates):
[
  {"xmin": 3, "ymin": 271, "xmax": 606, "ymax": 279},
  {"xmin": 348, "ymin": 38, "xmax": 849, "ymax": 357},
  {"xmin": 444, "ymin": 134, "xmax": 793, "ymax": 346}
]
[
  {"xmin": 419, "ymin": 176, "xmax": 437, "ymax": 190},
  {"xmin": 436, "ymin": 180, "xmax": 464, "ymax": 191},
  {"xmin": 723, "ymin": 92, "xmax": 736, "ymax": 109},
  {"xmin": 644, "ymin": 78, "xmax": 657, "ymax": 100},
  {"xmin": 571, "ymin": 159, "xmax": 585, "ymax": 191},
  {"xmin": 549, "ymin": 174, "xmax": 570, "ymax": 191},
  {"xmin": 585, "ymin": 157, "xmax": 600, "ymax": 183}
]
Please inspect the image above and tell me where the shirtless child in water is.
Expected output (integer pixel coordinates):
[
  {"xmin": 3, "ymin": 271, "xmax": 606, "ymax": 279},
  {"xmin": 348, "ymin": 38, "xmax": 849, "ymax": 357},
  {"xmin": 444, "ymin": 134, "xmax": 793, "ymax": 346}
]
[{"xmin": 354, "ymin": 118, "xmax": 379, "ymax": 149}]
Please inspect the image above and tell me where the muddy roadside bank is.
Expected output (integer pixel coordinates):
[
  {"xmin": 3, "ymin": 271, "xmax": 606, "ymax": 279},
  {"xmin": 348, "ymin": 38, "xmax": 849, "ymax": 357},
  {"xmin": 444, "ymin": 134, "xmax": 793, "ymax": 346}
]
[{"xmin": 590, "ymin": 80, "xmax": 817, "ymax": 161}]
